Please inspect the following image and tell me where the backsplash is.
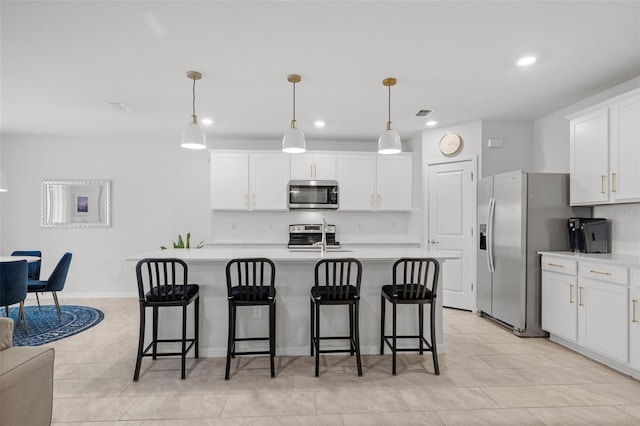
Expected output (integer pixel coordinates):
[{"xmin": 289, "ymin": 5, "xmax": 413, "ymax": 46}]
[
  {"xmin": 593, "ymin": 203, "xmax": 640, "ymax": 255},
  {"xmin": 210, "ymin": 210, "xmax": 420, "ymax": 245}
]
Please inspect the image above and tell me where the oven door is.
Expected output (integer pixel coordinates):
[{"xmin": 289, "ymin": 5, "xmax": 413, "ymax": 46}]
[{"xmin": 288, "ymin": 180, "xmax": 338, "ymax": 209}]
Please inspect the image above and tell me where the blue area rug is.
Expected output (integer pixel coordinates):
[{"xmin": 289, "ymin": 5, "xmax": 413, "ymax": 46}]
[{"xmin": 5, "ymin": 305, "xmax": 104, "ymax": 346}]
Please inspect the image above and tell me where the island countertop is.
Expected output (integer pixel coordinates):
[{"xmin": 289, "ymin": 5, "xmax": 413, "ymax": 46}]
[{"xmin": 124, "ymin": 247, "xmax": 459, "ymax": 263}]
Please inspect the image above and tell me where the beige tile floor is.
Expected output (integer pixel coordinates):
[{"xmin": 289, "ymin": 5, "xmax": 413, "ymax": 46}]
[{"xmin": 39, "ymin": 298, "xmax": 640, "ymax": 425}]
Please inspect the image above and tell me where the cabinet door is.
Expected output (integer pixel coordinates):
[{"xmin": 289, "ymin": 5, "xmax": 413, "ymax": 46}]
[
  {"xmin": 542, "ymin": 271, "xmax": 578, "ymax": 342},
  {"xmin": 610, "ymin": 94, "xmax": 640, "ymax": 203},
  {"xmin": 337, "ymin": 154, "xmax": 376, "ymax": 210},
  {"xmin": 290, "ymin": 155, "xmax": 315, "ymax": 179},
  {"xmin": 210, "ymin": 153, "xmax": 249, "ymax": 210},
  {"xmin": 578, "ymin": 278, "xmax": 629, "ymax": 363},
  {"xmin": 376, "ymin": 155, "xmax": 412, "ymax": 211},
  {"xmin": 630, "ymin": 285, "xmax": 640, "ymax": 370},
  {"xmin": 570, "ymin": 108, "xmax": 609, "ymax": 205},
  {"xmin": 313, "ymin": 154, "xmax": 336, "ymax": 180},
  {"xmin": 250, "ymin": 154, "xmax": 290, "ymax": 210}
]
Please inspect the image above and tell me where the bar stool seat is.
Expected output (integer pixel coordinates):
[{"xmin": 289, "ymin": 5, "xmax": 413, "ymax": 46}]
[{"xmin": 380, "ymin": 257, "xmax": 440, "ymax": 376}]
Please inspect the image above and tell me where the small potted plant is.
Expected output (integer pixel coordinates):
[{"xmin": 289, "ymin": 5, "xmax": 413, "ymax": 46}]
[{"xmin": 161, "ymin": 232, "xmax": 204, "ymax": 250}]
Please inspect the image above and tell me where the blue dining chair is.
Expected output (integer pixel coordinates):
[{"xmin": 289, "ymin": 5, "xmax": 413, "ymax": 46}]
[
  {"xmin": 27, "ymin": 252, "xmax": 72, "ymax": 320},
  {"xmin": 0, "ymin": 260, "xmax": 29, "ymax": 333},
  {"xmin": 11, "ymin": 250, "xmax": 41, "ymax": 281}
]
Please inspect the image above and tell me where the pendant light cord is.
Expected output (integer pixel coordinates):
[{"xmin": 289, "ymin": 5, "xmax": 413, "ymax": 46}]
[
  {"xmin": 292, "ymin": 81, "xmax": 296, "ymax": 121},
  {"xmin": 192, "ymin": 77, "xmax": 197, "ymax": 116},
  {"xmin": 388, "ymin": 84, "xmax": 391, "ymax": 123}
]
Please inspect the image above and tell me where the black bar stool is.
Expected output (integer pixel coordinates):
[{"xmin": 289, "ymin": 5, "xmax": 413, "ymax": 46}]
[
  {"xmin": 225, "ymin": 258, "xmax": 276, "ymax": 380},
  {"xmin": 134, "ymin": 258, "xmax": 199, "ymax": 380},
  {"xmin": 380, "ymin": 257, "xmax": 440, "ymax": 375},
  {"xmin": 310, "ymin": 258, "xmax": 363, "ymax": 377}
]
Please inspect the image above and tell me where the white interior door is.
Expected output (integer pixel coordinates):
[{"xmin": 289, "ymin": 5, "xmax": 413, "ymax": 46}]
[{"xmin": 427, "ymin": 159, "xmax": 475, "ymax": 310}]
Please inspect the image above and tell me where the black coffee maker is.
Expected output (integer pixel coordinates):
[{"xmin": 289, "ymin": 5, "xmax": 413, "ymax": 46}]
[{"xmin": 568, "ymin": 218, "xmax": 609, "ymax": 253}]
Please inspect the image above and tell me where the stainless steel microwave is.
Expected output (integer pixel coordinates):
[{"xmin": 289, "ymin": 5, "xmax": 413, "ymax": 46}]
[{"xmin": 288, "ymin": 180, "xmax": 339, "ymax": 210}]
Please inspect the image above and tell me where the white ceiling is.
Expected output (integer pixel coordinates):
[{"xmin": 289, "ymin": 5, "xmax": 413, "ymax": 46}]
[{"xmin": 2, "ymin": 1, "xmax": 639, "ymax": 143}]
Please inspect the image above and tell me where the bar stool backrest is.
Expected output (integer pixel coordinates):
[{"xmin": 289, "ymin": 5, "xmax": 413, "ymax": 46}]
[
  {"xmin": 226, "ymin": 258, "xmax": 276, "ymax": 301},
  {"xmin": 392, "ymin": 258, "xmax": 439, "ymax": 299},
  {"xmin": 314, "ymin": 258, "xmax": 362, "ymax": 300},
  {"xmin": 136, "ymin": 258, "xmax": 189, "ymax": 303}
]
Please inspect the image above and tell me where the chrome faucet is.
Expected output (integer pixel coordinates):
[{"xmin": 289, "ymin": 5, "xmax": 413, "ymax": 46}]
[{"xmin": 313, "ymin": 214, "xmax": 327, "ymax": 252}]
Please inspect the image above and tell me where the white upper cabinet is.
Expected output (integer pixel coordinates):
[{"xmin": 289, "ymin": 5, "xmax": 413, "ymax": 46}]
[
  {"xmin": 376, "ymin": 155, "xmax": 412, "ymax": 211},
  {"xmin": 569, "ymin": 89, "xmax": 640, "ymax": 206},
  {"xmin": 610, "ymin": 94, "xmax": 640, "ymax": 203},
  {"xmin": 210, "ymin": 152, "xmax": 290, "ymax": 211},
  {"xmin": 336, "ymin": 153, "xmax": 412, "ymax": 211},
  {"xmin": 290, "ymin": 154, "xmax": 336, "ymax": 180},
  {"xmin": 250, "ymin": 154, "xmax": 290, "ymax": 210},
  {"xmin": 337, "ymin": 154, "xmax": 376, "ymax": 210},
  {"xmin": 210, "ymin": 152, "xmax": 249, "ymax": 210}
]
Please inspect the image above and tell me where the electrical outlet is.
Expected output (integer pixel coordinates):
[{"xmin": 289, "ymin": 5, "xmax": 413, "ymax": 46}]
[
  {"xmin": 252, "ymin": 306, "xmax": 261, "ymax": 318},
  {"xmin": 115, "ymin": 267, "xmax": 122, "ymax": 276}
]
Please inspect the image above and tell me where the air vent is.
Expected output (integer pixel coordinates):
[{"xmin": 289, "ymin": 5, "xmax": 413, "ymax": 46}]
[
  {"xmin": 415, "ymin": 109, "xmax": 433, "ymax": 117},
  {"xmin": 106, "ymin": 101, "xmax": 132, "ymax": 112}
]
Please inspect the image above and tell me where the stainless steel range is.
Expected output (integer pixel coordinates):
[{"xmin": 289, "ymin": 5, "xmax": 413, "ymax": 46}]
[{"xmin": 288, "ymin": 224, "xmax": 340, "ymax": 250}]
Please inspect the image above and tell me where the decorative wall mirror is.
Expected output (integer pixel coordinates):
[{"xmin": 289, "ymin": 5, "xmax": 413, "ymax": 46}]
[{"xmin": 41, "ymin": 180, "xmax": 111, "ymax": 227}]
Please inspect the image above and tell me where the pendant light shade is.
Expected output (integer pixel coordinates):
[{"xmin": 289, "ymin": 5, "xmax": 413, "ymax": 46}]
[
  {"xmin": 181, "ymin": 71, "xmax": 207, "ymax": 150},
  {"xmin": 282, "ymin": 74, "xmax": 306, "ymax": 153},
  {"xmin": 378, "ymin": 77, "xmax": 401, "ymax": 155}
]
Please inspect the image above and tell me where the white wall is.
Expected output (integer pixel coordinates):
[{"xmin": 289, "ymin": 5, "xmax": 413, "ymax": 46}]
[
  {"xmin": 481, "ymin": 120, "xmax": 533, "ymax": 176},
  {"xmin": 0, "ymin": 135, "xmax": 211, "ymax": 297},
  {"xmin": 422, "ymin": 120, "xmax": 482, "ymax": 165}
]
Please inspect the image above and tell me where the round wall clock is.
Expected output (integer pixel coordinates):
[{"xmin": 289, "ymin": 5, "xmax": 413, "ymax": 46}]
[{"xmin": 439, "ymin": 133, "xmax": 463, "ymax": 155}]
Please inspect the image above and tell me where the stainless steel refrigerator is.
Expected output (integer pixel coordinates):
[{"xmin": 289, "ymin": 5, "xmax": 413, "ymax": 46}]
[{"xmin": 477, "ymin": 170, "xmax": 589, "ymax": 337}]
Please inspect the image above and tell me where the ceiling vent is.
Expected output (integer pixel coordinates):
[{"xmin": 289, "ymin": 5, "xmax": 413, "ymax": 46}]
[
  {"xmin": 415, "ymin": 109, "xmax": 433, "ymax": 117},
  {"xmin": 106, "ymin": 101, "xmax": 132, "ymax": 112}
]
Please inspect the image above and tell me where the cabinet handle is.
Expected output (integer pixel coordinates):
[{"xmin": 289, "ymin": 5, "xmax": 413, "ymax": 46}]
[
  {"xmin": 633, "ymin": 300, "xmax": 638, "ymax": 323},
  {"xmin": 378, "ymin": 194, "xmax": 382, "ymax": 207},
  {"xmin": 611, "ymin": 173, "xmax": 617, "ymax": 192},
  {"xmin": 569, "ymin": 284, "xmax": 574, "ymax": 304},
  {"xmin": 601, "ymin": 175, "xmax": 606, "ymax": 194},
  {"xmin": 244, "ymin": 194, "xmax": 248, "ymax": 207},
  {"xmin": 314, "ymin": 164, "xmax": 317, "ymax": 178},
  {"xmin": 252, "ymin": 193, "xmax": 256, "ymax": 207},
  {"xmin": 578, "ymin": 286, "xmax": 584, "ymax": 306},
  {"xmin": 590, "ymin": 269, "xmax": 611, "ymax": 276},
  {"xmin": 310, "ymin": 164, "xmax": 314, "ymax": 178},
  {"xmin": 548, "ymin": 263, "xmax": 564, "ymax": 268}
]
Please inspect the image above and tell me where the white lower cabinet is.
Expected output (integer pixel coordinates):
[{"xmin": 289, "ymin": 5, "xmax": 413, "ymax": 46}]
[
  {"xmin": 578, "ymin": 277, "xmax": 628, "ymax": 363},
  {"xmin": 541, "ymin": 254, "xmax": 638, "ymax": 377},
  {"xmin": 541, "ymin": 270, "xmax": 577, "ymax": 342}
]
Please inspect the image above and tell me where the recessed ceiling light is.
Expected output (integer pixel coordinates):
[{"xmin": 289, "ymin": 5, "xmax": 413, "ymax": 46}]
[
  {"xmin": 201, "ymin": 118, "xmax": 213, "ymax": 126},
  {"xmin": 426, "ymin": 120, "xmax": 438, "ymax": 127},
  {"xmin": 516, "ymin": 56, "xmax": 537, "ymax": 66},
  {"xmin": 314, "ymin": 120, "xmax": 326, "ymax": 128}
]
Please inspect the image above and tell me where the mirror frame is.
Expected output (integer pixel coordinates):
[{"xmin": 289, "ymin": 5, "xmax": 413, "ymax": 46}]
[{"xmin": 41, "ymin": 180, "xmax": 111, "ymax": 228}]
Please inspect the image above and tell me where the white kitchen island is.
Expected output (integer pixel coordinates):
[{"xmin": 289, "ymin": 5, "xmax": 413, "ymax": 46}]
[{"xmin": 124, "ymin": 248, "xmax": 459, "ymax": 357}]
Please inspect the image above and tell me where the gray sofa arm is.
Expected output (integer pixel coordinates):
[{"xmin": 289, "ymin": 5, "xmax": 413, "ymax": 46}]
[{"xmin": 0, "ymin": 317, "xmax": 55, "ymax": 426}]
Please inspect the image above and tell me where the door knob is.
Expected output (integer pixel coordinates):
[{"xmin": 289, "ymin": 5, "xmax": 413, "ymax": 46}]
[{"xmin": 430, "ymin": 239, "xmax": 440, "ymax": 244}]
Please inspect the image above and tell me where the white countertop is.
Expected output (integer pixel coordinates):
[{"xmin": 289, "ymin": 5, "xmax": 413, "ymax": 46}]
[
  {"xmin": 538, "ymin": 251, "xmax": 640, "ymax": 267},
  {"xmin": 124, "ymin": 247, "xmax": 459, "ymax": 263}
]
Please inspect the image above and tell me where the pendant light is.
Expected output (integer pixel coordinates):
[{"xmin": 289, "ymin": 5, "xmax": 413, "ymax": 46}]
[
  {"xmin": 378, "ymin": 77, "xmax": 401, "ymax": 155},
  {"xmin": 282, "ymin": 74, "xmax": 306, "ymax": 153},
  {"xmin": 181, "ymin": 71, "xmax": 207, "ymax": 150}
]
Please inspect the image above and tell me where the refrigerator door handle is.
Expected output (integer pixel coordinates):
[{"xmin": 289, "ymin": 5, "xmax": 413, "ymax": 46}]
[{"xmin": 487, "ymin": 197, "xmax": 496, "ymax": 273}]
